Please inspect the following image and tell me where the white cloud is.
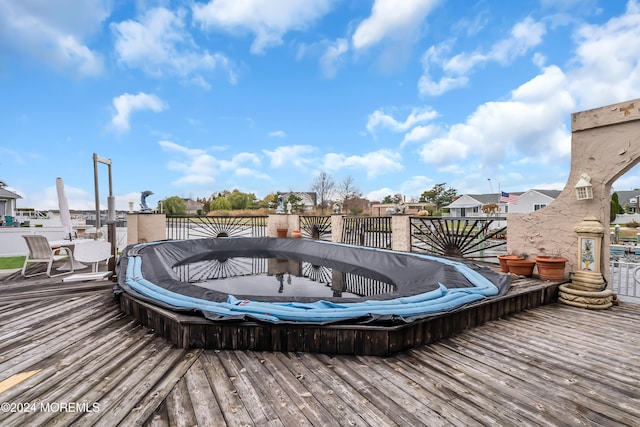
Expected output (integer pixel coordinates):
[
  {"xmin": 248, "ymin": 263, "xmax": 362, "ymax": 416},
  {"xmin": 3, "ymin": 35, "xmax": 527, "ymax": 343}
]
[
  {"xmin": 419, "ymin": 65, "xmax": 574, "ymax": 173},
  {"xmin": 567, "ymin": 0, "xmax": 640, "ymax": 109},
  {"xmin": 111, "ymin": 92, "xmax": 167, "ymax": 132},
  {"xmin": 322, "ymin": 150, "xmax": 403, "ymax": 178},
  {"xmin": 192, "ymin": 0, "xmax": 333, "ymax": 54},
  {"xmin": 366, "ymin": 107, "xmax": 438, "ymax": 134},
  {"xmin": 419, "ymin": 16, "xmax": 546, "ymax": 96},
  {"xmin": 0, "ymin": 0, "xmax": 107, "ymax": 76},
  {"xmin": 320, "ymin": 38, "xmax": 349, "ymax": 78},
  {"xmin": 263, "ymin": 145, "xmax": 317, "ymax": 168},
  {"xmin": 399, "ymin": 175, "xmax": 434, "ymax": 199},
  {"xmin": 352, "ymin": 0, "xmax": 440, "ymax": 50},
  {"xmin": 366, "ymin": 187, "xmax": 395, "ymax": 202},
  {"xmin": 218, "ymin": 153, "xmax": 261, "ymax": 171},
  {"xmin": 112, "ymin": 7, "xmax": 234, "ymax": 86},
  {"xmin": 401, "ymin": 125, "xmax": 440, "ymax": 146},
  {"xmin": 268, "ymin": 130, "xmax": 287, "ymax": 138},
  {"xmin": 159, "ymin": 141, "xmax": 264, "ymax": 188},
  {"xmin": 235, "ymin": 167, "xmax": 271, "ymax": 181}
]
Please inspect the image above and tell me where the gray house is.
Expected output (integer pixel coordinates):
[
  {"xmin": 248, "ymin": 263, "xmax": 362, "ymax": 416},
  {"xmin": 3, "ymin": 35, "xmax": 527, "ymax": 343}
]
[{"xmin": 0, "ymin": 180, "xmax": 22, "ymax": 224}]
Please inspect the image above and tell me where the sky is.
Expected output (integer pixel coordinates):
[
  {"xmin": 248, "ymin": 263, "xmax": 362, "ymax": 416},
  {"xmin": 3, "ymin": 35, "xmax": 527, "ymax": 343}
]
[{"xmin": 1, "ymin": 0, "xmax": 640, "ymax": 211}]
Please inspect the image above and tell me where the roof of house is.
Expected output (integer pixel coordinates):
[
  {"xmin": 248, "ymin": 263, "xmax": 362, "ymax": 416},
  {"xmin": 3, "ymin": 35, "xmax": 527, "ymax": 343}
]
[
  {"xmin": 444, "ymin": 189, "xmax": 562, "ymax": 209},
  {"xmin": 614, "ymin": 190, "xmax": 640, "ymax": 206},
  {"xmin": 0, "ymin": 186, "xmax": 22, "ymax": 200}
]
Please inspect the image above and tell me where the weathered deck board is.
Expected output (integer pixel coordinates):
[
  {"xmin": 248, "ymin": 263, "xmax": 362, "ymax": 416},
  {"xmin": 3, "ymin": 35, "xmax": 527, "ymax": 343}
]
[{"xmin": 1, "ymin": 268, "xmax": 640, "ymax": 426}]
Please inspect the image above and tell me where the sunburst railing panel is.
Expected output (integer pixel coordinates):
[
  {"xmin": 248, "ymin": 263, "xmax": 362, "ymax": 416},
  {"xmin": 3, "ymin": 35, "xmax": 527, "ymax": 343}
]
[
  {"xmin": 299, "ymin": 216, "xmax": 332, "ymax": 240},
  {"xmin": 410, "ymin": 216, "xmax": 507, "ymax": 260},
  {"xmin": 166, "ymin": 215, "xmax": 267, "ymax": 240}
]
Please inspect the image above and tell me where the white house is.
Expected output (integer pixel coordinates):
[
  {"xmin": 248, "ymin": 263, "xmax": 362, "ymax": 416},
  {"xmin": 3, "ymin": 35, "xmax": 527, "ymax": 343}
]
[
  {"xmin": 444, "ymin": 193, "xmax": 507, "ymax": 217},
  {"xmin": 444, "ymin": 189, "xmax": 561, "ymax": 217},
  {"xmin": 0, "ymin": 180, "xmax": 22, "ymax": 225},
  {"xmin": 506, "ymin": 189, "xmax": 561, "ymax": 214},
  {"xmin": 279, "ymin": 192, "xmax": 317, "ymax": 211}
]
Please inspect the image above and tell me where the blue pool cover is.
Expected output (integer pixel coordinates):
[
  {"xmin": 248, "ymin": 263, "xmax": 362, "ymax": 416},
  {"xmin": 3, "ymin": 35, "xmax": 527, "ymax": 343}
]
[{"xmin": 115, "ymin": 237, "xmax": 510, "ymax": 325}]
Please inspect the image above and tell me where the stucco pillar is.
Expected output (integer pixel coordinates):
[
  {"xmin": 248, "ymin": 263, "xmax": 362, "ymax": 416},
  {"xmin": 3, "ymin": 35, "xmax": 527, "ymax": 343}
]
[
  {"xmin": 268, "ymin": 214, "xmax": 289, "ymax": 237},
  {"xmin": 331, "ymin": 215, "xmax": 344, "ymax": 243},
  {"xmin": 507, "ymin": 98, "xmax": 640, "ymax": 282},
  {"xmin": 391, "ymin": 215, "xmax": 411, "ymax": 252},
  {"xmin": 127, "ymin": 213, "xmax": 166, "ymax": 245}
]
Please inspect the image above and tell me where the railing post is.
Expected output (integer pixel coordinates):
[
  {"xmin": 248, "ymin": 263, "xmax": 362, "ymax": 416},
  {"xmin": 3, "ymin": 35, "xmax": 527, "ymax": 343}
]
[
  {"xmin": 127, "ymin": 213, "xmax": 166, "ymax": 244},
  {"xmin": 331, "ymin": 215, "xmax": 344, "ymax": 243},
  {"xmin": 391, "ymin": 215, "xmax": 411, "ymax": 252}
]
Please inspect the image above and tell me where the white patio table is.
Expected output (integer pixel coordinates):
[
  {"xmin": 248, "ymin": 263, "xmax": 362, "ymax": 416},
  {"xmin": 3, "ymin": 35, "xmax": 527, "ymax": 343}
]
[{"xmin": 49, "ymin": 239, "xmax": 89, "ymax": 271}]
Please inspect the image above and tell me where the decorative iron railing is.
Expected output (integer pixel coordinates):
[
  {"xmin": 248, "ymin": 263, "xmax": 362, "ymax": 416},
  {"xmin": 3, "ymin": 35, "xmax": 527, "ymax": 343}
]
[
  {"xmin": 166, "ymin": 215, "xmax": 267, "ymax": 240},
  {"xmin": 410, "ymin": 216, "xmax": 507, "ymax": 260},
  {"xmin": 341, "ymin": 216, "xmax": 392, "ymax": 249},
  {"xmin": 299, "ymin": 216, "xmax": 332, "ymax": 240}
]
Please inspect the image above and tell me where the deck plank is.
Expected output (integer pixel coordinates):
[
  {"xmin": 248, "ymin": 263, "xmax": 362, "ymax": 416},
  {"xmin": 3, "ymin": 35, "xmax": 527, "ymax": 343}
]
[{"xmin": 2, "ymin": 270, "xmax": 640, "ymax": 426}]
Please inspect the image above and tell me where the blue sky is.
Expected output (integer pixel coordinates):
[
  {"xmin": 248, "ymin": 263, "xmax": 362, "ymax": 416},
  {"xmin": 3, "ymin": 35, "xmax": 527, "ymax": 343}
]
[{"xmin": 1, "ymin": 0, "xmax": 640, "ymax": 211}]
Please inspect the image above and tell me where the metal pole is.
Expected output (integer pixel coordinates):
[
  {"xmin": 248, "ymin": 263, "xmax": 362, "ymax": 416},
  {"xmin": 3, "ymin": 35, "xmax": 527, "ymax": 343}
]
[
  {"xmin": 93, "ymin": 153, "xmax": 116, "ymax": 276},
  {"xmin": 93, "ymin": 154, "xmax": 100, "ymax": 230}
]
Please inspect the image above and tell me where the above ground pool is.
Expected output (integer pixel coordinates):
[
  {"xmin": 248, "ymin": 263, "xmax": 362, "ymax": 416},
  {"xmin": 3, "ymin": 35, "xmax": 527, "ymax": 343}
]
[{"xmin": 116, "ymin": 237, "xmax": 510, "ymax": 325}]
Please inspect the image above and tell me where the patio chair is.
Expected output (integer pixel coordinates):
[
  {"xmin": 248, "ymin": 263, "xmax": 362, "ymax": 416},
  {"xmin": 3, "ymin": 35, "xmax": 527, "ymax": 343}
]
[
  {"xmin": 21, "ymin": 235, "xmax": 74, "ymax": 278},
  {"xmin": 62, "ymin": 240, "xmax": 113, "ymax": 283}
]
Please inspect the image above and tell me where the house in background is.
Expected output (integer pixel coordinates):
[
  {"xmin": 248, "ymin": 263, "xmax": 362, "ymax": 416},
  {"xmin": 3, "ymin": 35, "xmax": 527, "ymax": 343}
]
[
  {"xmin": 444, "ymin": 193, "xmax": 508, "ymax": 217},
  {"xmin": 614, "ymin": 190, "xmax": 640, "ymax": 213},
  {"xmin": 507, "ymin": 189, "xmax": 562, "ymax": 214},
  {"xmin": 444, "ymin": 189, "xmax": 561, "ymax": 217},
  {"xmin": 279, "ymin": 192, "xmax": 317, "ymax": 212},
  {"xmin": 0, "ymin": 180, "xmax": 22, "ymax": 225},
  {"xmin": 183, "ymin": 198, "xmax": 204, "ymax": 215}
]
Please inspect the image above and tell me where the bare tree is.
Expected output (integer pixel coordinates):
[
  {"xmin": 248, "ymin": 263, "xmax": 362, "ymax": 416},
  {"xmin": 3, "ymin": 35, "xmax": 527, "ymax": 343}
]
[
  {"xmin": 311, "ymin": 171, "xmax": 335, "ymax": 214},
  {"xmin": 339, "ymin": 175, "xmax": 362, "ymax": 214}
]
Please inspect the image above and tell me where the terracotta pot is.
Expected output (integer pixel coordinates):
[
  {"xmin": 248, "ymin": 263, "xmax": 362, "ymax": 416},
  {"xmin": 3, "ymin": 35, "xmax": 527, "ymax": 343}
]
[
  {"xmin": 506, "ymin": 259, "xmax": 536, "ymax": 277},
  {"xmin": 276, "ymin": 228, "xmax": 288, "ymax": 238},
  {"xmin": 291, "ymin": 230, "xmax": 302, "ymax": 238},
  {"xmin": 534, "ymin": 256, "xmax": 568, "ymax": 281},
  {"xmin": 497, "ymin": 254, "xmax": 524, "ymax": 273}
]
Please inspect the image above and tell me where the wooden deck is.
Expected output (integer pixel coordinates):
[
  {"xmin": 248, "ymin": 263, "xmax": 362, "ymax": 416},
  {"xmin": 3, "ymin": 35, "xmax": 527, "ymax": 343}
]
[{"xmin": 1, "ymin": 265, "xmax": 640, "ymax": 426}]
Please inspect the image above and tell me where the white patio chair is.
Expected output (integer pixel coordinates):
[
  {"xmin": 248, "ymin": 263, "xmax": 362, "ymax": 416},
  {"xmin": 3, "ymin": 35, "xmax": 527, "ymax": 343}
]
[
  {"xmin": 62, "ymin": 240, "xmax": 113, "ymax": 282},
  {"xmin": 21, "ymin": 235, "xmax": 74, "ymax": 278}
]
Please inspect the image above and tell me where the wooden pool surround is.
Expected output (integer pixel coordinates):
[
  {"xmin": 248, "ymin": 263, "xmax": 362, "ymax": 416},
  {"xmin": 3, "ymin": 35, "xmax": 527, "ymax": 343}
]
[{"xmin": 118, "ymin": 277, "xmax": 560, "ymax": 356}]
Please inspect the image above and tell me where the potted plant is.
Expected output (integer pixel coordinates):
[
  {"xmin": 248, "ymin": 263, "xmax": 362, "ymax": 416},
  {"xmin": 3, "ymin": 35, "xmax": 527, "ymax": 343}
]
[
  {"xmin": 506, "ymin": 257, "xmax": 536, "ymax": 277},
  {"xmin": 534, "ymin": 252, "xmax": 568, "ymax": 281},
  {"xmin": 497, "ymin": 253, "xmax": 524, "ymax": 273},
  {"xmin": 276, "ymin": 228, "xmax": 288, "ymax": 238}
]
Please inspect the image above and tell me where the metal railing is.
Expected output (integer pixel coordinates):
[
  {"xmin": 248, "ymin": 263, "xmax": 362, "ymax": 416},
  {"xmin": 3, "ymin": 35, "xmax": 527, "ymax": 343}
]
[
  {"xmin": 341, "ymin": 216, "xmax": 392, "ymax": 249},
  {"xmin": 410, "ymin": 216, "xmax": 507, "ymax": 260},
  {"xmin": 299, "ymin": 216, "xmax": 332, "ymax": 241},
  {"xmin": 610, "ymin": 255, "xmax": 640, "ymax": 302},
  {"xmin": 166, "ymin": 215, "xmax": 267, "ymax": 240}
]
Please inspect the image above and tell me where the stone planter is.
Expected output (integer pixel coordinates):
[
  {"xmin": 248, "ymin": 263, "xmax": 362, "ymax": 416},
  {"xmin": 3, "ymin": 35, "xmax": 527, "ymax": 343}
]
[
  {"xmin": 497, "ymin": 254, "xmax": 524, "ymax": 273},
  {"xmin": 506, "ymin": 259, "xmax": 536, "ymax": 277},
  {"xmin": 534, "ymin": 256, "xmax": 568, "ymax": 281}
]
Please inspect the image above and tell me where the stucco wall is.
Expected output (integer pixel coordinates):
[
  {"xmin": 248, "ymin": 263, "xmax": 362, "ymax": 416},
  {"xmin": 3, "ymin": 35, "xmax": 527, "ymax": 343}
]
[{"xmin": 507, "ymin": 98, "xmax": 640, "ymax": 280}]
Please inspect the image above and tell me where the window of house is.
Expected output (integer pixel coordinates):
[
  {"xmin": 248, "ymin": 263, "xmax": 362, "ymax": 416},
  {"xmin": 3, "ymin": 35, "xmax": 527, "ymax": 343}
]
[{"xmin": 534, "ymin": 204, "xmax": 547, "ymax": 211}]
